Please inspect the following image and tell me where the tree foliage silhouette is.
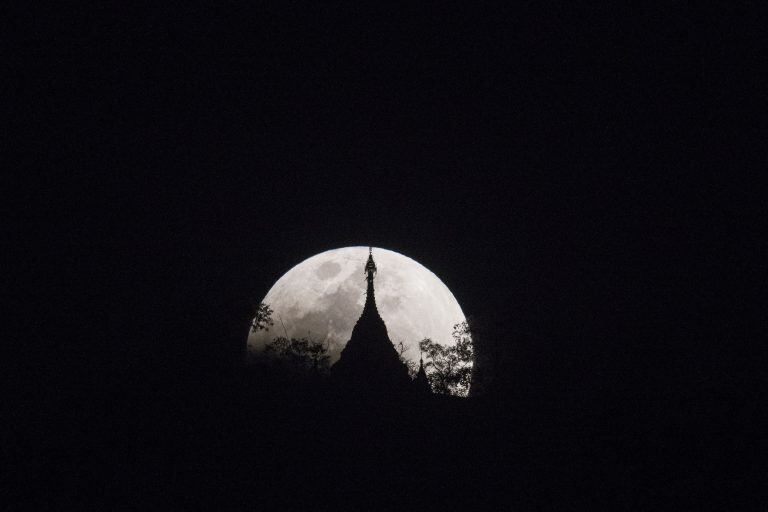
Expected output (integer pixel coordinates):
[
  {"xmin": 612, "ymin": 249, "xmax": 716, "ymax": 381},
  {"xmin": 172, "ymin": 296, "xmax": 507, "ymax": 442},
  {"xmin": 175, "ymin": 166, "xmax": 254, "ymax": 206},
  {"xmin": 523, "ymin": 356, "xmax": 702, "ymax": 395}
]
[
  {"xmin": 419, "ymin": 321, "xmax": 474, "ymax": 396},
  {"xmin": 263, "ymin": 336, "xmax": 330, "ymax": 375},
  {"xmin": 251, "ymin": 302, "xmax": 274, "ymax": 332},
  {"xmin": 247, "ymin": 302, "xmax": 330, "ymax": 378}
]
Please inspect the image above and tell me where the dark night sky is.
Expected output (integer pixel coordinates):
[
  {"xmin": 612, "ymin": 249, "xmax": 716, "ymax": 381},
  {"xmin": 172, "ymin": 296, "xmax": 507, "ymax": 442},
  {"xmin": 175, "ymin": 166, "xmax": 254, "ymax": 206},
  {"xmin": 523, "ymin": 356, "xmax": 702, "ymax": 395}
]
[
  {"xmin": 11, "ymin": 4, "xmax": 768, "ymax": 509},
  {"xmin": 15, "ymin": 4, "xmax": 764, "ymax": 407}
]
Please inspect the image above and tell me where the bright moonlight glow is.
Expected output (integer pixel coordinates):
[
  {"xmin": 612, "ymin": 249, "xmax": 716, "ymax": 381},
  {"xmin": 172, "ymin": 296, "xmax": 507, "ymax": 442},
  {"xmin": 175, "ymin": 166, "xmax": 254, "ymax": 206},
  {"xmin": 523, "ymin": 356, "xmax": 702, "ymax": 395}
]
[{"xmin": 248, "ymin": 246, "xmax": 470, "ymax": 368}]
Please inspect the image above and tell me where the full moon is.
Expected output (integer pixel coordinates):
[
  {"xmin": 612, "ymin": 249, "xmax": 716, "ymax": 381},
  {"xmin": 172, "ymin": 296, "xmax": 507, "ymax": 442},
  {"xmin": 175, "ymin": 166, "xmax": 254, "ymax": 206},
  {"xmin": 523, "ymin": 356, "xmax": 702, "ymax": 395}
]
[{"xmin": 248, "ymin": 246, "xmax": 470, "ymax": 368}]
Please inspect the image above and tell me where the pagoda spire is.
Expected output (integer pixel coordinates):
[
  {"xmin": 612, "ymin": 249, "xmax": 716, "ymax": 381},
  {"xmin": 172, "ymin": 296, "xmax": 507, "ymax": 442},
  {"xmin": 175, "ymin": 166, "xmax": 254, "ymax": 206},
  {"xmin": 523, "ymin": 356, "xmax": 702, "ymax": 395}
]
[
  {"xmin": 414, "ymin": 351, "xmax": 432, "ymax": 395},
  {"xmin": 365, "ymin": 246, "xmax": 377, "ymax": 281},
  {"xmin": 362, "ymin": 246, "xmax": 378, "ymax": 313},
  {"xmin": 330, "ymin": 246, "xmax": 412, "ymax": 394}
]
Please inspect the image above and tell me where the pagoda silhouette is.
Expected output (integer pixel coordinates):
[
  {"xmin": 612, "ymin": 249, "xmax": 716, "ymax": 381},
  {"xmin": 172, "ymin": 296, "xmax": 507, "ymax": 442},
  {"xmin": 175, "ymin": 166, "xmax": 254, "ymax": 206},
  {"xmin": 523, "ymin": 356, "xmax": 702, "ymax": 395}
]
[
  {"xmin": 331, "ymin": 247, "xmax": 419, "ymax": 394},
  {"xmin": 413, "ymin": 355, "xmax": 431, "ymax": 395}
]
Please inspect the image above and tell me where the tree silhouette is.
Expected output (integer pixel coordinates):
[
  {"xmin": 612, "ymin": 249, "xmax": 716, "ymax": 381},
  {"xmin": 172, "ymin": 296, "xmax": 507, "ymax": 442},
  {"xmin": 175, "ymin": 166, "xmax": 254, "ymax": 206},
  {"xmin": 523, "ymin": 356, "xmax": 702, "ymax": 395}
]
[
  {"xmin": 451, "ymin": 321, "xmax": 474, "ymax": 392},
  {"xmin": 419, "ymin": 321, "xmax": 474, "ymax": 396},
  {"xmin": 251, "ymin": 302, "xmax": 274, "ymax": 333},
  {"xmin": 264, "ymin": 336, "xmax": 330, "ymax": 375}
]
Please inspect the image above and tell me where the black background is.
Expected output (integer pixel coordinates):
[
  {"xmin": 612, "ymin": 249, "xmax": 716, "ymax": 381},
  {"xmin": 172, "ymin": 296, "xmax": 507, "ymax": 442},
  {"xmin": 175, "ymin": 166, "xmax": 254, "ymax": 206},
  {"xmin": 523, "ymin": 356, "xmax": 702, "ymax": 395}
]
[{"xmin": 13, "ymin": 3, "xmax": 765, "ymax": 509}]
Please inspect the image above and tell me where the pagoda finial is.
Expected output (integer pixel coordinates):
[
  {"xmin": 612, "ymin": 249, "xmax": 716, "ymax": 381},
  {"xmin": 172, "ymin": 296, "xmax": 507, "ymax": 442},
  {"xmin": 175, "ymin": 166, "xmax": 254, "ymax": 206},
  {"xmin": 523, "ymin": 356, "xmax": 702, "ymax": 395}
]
[
  {"xmin": 414, "ymin": 347, "xmax": 432, "ymax": 394},
  {"xmin": 365, "ymin": 246, "xmax": 377, "ymax": 283}
]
